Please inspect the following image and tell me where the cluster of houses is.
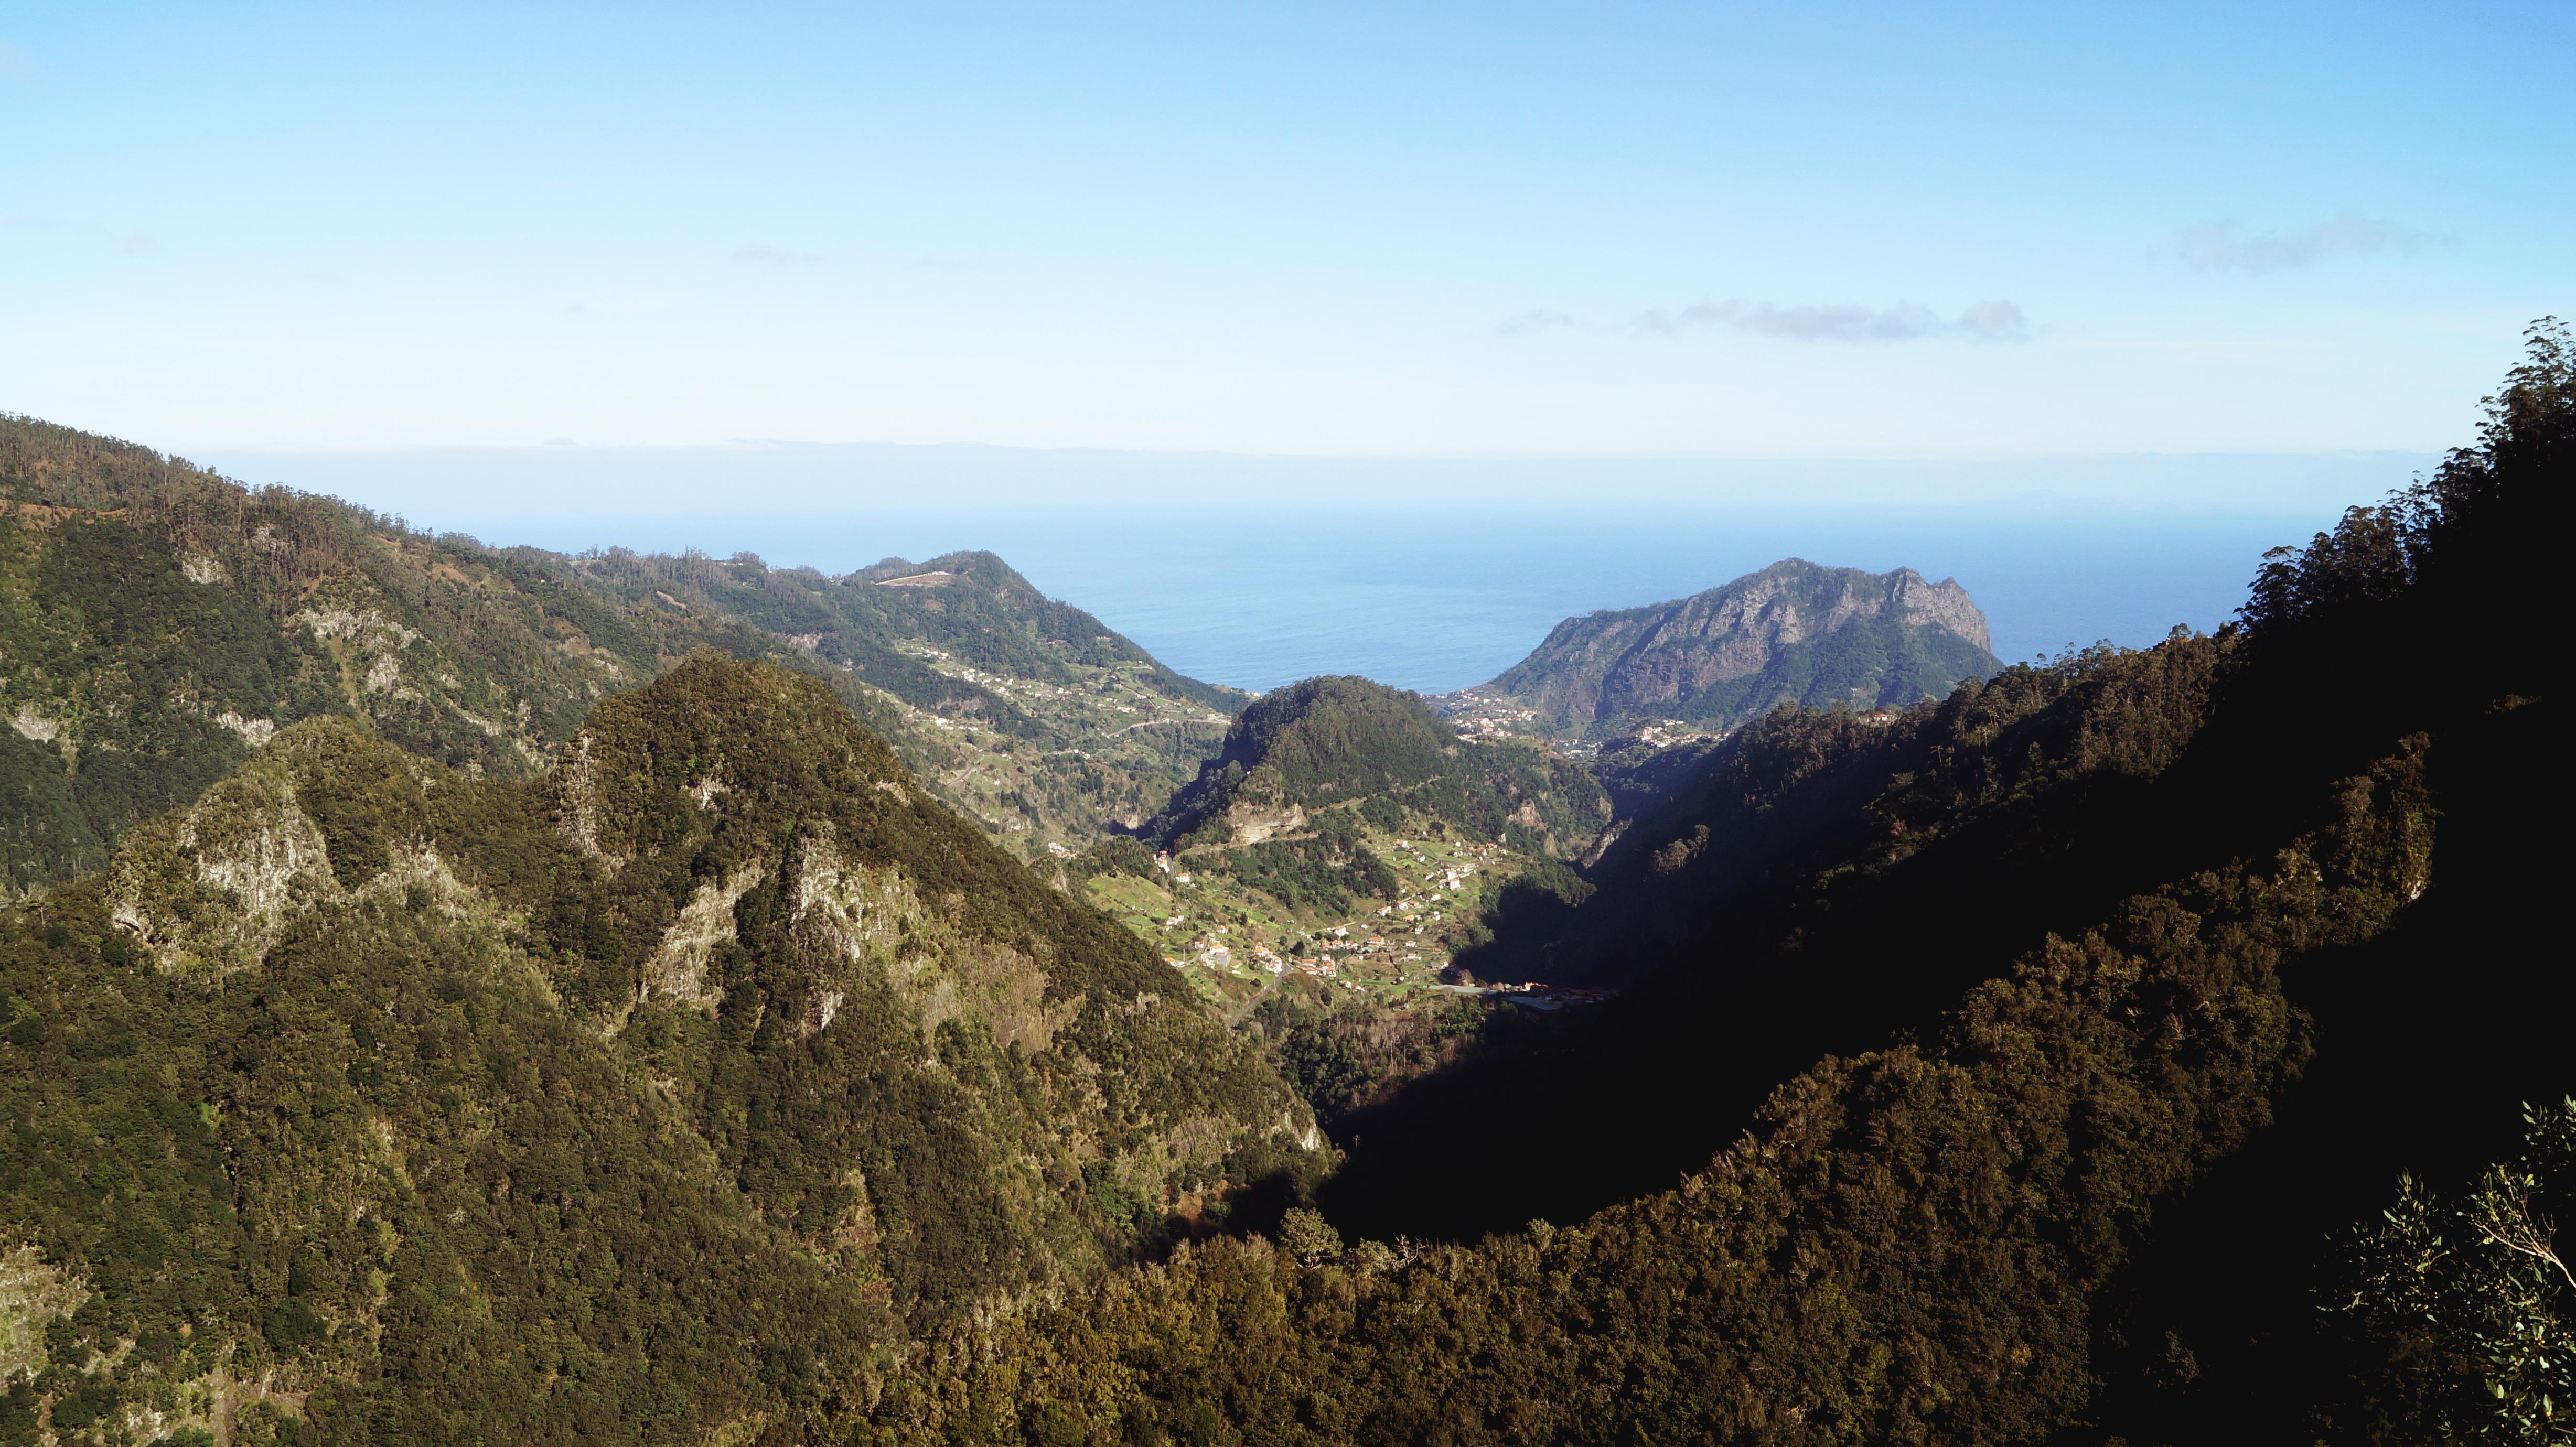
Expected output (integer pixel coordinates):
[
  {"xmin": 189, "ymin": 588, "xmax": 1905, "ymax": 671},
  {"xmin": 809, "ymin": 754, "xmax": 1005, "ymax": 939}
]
[
  {"xmin": 1628, "ymin": 718, "xmax": 1705, "ymax": 748},
  {"xmin": 1309, "ymin": 925, "xmax": 1434, "ymax": 972},
  {"xmin": 1157, "ymin": 921, "xmax": 1445, "ymax": 987},
  {"xmin": 1425, "ymin": 689, "xmax": 1546, "ymax": 741},
  {"xmin": 1141, "ymin": 836, "xmax": 1520, "ymax": 999}
]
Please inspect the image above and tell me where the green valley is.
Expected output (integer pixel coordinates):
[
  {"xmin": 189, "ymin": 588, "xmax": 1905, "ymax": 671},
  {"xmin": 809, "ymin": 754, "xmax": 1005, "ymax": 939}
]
[
  {"xmin": 0, "ymin": 320, "xmax": 2561, "ymax": 1446},
  {"xmin": 1066, "ymin": 675, "xmax": 1611, "ymax": 1019}
]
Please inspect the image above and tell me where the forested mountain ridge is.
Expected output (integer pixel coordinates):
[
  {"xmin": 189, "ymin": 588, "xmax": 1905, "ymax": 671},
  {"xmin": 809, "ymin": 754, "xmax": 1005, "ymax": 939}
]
[
  {"xmin": 0, "ymin": 321, "xmax": 2557, "ymax": 1446},
  {"xmin": 0, "ymin": 417, "xmax": 838, "ymax": 896},
  {"xmin": 0, "ymin": 656, "xmax": 1316, "ymax": 1443},
  {"xmin": 0, "ymin": 417, "xmax": 1247, "ymax": 894},
  {"xmin": 867, "ymin": 741, "xmax": 2425, "ymax": 1445},
  {"xmin": 1149, "ymin": 675, "xmax": 1605, "ymax": 858},
  {"xmin": 1463, "ymin": 558, "xmax": 2002, "ymax": 738},
  {"xmin": 837, "ymin": 323, "xmax": 2567, "ymax": 1444},
  {"xmin": 560, "ymin": 545, "xmax": 1247, "ymax": 851}
]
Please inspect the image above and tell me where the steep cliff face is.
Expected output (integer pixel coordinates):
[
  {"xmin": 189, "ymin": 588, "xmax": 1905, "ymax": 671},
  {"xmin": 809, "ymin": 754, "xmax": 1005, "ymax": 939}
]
[
  {"xmin": 532, "ymin": 658, "xmax": 1315, "ymax": 1308},
  {"xmin": 1479, "ymin": 558, "xmax": 2001, "ymax": 734}
]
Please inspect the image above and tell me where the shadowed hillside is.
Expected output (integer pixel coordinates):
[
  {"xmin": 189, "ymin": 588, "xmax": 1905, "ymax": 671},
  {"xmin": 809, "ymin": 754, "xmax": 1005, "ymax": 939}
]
[
  {"xmin": 833, "ymin": 321, "xmax": 2568, "ymax": 1446},
  {"xmin": 0, "ymin": 322, "xmax": 2560, "ymax": 1445}
]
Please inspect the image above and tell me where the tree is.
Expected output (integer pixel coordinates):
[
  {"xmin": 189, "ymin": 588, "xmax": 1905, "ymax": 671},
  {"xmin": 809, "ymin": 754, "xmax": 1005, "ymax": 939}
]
[
  {"xmin": 2343, "ymin": 1098, "xmax": 2576, "ymax": 1443},
  {"xmin": 1275, "ymin": 1207, "xmax": 1342, "ymax": 1265}
]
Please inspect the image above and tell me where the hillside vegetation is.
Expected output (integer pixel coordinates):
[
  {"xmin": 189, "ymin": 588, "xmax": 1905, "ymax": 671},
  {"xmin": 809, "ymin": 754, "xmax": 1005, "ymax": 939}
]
[
  {"xmin": 838, "ymin": 322, "xmax": 2567, "ymax": 1444},
  {"xmin": 0, "ymin": 322, "xmax": 2559, "ymax": 1445},
  {"xmin": 0, "ymin": 658, "xmax": 1316, "ymax": 1443},
  {"xmin": 1151, "ymin": 676, "xmax": 1604, "ymax": 858},
  {"xmin": 561, "ymin": 548, "xmax": 1244, "ymax": 849},
  {"xmin": 0, "ymin": 420, "xmax": 1246, "ymax": 896},
  {"xmin": 0, "ymin": 420, "xmax": 851, "ymax": 895}
]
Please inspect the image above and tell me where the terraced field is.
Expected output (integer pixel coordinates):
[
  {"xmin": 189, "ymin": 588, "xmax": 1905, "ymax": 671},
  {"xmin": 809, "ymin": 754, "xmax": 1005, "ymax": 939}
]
[{"xmin": 1085, "ymin": 816, "xmax": 1542, "ymax": 1013}]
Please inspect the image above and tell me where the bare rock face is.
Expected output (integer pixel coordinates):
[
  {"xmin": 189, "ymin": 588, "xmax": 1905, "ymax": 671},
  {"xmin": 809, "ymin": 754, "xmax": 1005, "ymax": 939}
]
[
  {"xmin": 1223, "ymin": 800, "xmax": 1307, "ymax": 846},
  {"xmin": 1482, "ymin": 559, "xmax": 2001, "ymax": 732},
  {"xmin": 1890, "ymin": 569, "xmax": 1994, "ymax": 653}
]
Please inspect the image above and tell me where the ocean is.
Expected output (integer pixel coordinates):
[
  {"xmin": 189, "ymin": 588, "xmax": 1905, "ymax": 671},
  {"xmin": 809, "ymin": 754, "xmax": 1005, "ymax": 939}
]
[{"xmin": 468, "ymin": 502, "xmax": 2341, "ymax": 695}]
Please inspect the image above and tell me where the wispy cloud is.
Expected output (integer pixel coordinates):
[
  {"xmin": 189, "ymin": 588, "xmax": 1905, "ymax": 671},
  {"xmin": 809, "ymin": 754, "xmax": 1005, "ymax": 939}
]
[
  {"xmin": 2173, "ymin": 214, "xmax": 2446, "ymax": 274},
  {"xmin": 1496, "ymin": 309, "xmax": 1576, "ymax": 337},
  {"xmin": 0, "ymin": 43, "xmax": 37, "ymax": 87},
  {"xmin": 3, "ymin": 212, "xmax": 154, "ymax": 253},
  {"xmin": 1613, "ymin": 299, "xmax": 2028, "ymax": 342},
  {"xmin": 1952, "ymin": 300, "xmax": 2027, "ymax": 338},
  {"xmin": 733, "ymin": 244, "xmax": 825, "ymax": 267}
]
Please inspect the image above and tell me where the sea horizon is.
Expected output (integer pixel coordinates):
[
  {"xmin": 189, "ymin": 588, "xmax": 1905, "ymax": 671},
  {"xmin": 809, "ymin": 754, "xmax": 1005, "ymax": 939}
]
[{"xmin": 407, "ymin": 499, "xmax": 2349, "ymax": 695}]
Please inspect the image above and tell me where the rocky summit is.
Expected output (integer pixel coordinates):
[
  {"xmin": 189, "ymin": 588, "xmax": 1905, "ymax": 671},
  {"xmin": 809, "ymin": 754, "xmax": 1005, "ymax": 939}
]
[
  {"xmin": 1467, "ymin": 557, "xmax": 2003, "ymax": 737},
  {"xmin": 0, "ymin": 323, "xmax": 2562, "ymax": 1446}
]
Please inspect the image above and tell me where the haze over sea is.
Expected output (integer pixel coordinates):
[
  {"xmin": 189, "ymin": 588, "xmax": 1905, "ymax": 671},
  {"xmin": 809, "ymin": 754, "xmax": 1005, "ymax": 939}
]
[{"xmin": 453, "ymin": 503, "xmax": 2342, "ymax": 696}]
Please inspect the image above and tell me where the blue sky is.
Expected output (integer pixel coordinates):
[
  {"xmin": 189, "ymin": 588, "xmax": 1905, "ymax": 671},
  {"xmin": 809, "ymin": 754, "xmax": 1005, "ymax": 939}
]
[{"xmin": 3, "ymin": 3, "xmax": 2567, "ymax": 501}]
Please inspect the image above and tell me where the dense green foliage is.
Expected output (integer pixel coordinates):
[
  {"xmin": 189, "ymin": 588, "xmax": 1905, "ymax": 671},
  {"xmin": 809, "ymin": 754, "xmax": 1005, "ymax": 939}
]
[
  {"xmin": 1152, "ymin": 676, "xmax": 1606, "ymax": 858},
  {"xmin": 0, "ymin": 659, "xmax": 1314, "ymax": 1443},
  {"xmin": 524, "ymin": 661, "xmax": 1308, "ymax": 1310},
  {"xmin": 858, "ymin": 737, "xmax": 2425, "ymax": 1444},
  {"xmin": 1211, "ymin": 817, "xmax": 1401, "ymax": 917},
  {"xmin": 5, "ymin": 869, "xmax": 892, "ymax": 1445},
  {"xmin": 2064, "ymin": 318, "xmax": 2568, "ymax": 1443},
  {"xmin": 0, "ymin": 418, "xmax": 1243, "ymax": 894},
  {"xmin": 1247, "ymin": 991, "xmax": 1494, "ymax": 1137},
  {"xmin": 0, "ymin": 506, "xmax": 332, "ymax": 888},
  {"xmin": 0, "ymin": 418, "xmax": 846, "ymax": 894},
  {"xmin": 834, "ymin": 322, "xmax": 2563, "ymax": 1444},
  {"xmin": 2338, "ymin": 1099, "xmax": 2574, "ymax": 1443},
  {"xmin": 0, "ymin": 416, "xmax": 220, "ymax": 511}
]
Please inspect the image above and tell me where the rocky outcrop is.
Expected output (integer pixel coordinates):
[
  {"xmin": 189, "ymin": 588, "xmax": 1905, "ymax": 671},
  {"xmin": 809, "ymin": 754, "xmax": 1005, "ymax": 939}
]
[
  {"xmin": 790, "ymin": 827, "xmax": 1081, "ymax": 1055},
  {"xmin": 1889, "ymin": 568, "xmax": 1994, "ymax": 653},
  {"xmin": 642, "ymin": 862, "xmax": 767, "ymax": 1011},
  {"xmin": 102, "ymin": 717, "xmax": 482, "ymax": 974},
  {"xmin": 1480, "ymin": 559, "xmax": 2002, "ymax": 733}
]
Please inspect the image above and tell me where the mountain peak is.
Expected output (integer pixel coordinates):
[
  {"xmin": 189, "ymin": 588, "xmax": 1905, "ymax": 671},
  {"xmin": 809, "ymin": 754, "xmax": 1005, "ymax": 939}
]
[
  {"xmin": 1149, "ymin": 676, "xmax": 1462, "ymax": 848},
  {"xmin": 1478, "ymin": 559, "xmax": 2000, "ymax": 736}
]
